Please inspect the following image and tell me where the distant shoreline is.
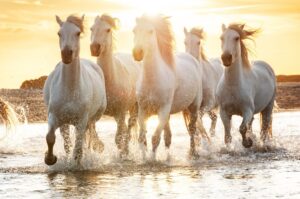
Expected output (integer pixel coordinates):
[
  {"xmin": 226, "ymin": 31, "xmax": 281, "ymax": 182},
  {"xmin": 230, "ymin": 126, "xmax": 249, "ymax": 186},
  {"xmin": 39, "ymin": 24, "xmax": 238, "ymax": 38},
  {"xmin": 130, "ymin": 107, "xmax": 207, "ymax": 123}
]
[{"xmin": 1, "ymin": 82, "xmax": 300, "ymax": 123}]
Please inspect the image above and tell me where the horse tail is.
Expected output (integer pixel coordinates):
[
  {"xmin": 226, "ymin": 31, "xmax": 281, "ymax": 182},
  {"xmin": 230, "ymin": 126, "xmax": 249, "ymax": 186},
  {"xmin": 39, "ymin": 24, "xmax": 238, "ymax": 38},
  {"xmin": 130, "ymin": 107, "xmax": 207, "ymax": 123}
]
[
  {"xmin": 0, "ymin": 98, "xmax": 19, "ymax": 133},
  {"xmin": 273, "ymin": 100, "xmax": 280, "ymax": 112},
  {"xmin": 182, "ymin": 110, "xmax": 190, "ymax": 134}
]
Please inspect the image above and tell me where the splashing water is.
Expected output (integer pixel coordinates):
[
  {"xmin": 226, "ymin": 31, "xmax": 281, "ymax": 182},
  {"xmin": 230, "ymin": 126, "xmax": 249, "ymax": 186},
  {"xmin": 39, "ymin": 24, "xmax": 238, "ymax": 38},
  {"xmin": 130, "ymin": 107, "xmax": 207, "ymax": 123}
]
[{"xmin": 0, "ymin": 111, "xmax": 300, "ymax": 198}]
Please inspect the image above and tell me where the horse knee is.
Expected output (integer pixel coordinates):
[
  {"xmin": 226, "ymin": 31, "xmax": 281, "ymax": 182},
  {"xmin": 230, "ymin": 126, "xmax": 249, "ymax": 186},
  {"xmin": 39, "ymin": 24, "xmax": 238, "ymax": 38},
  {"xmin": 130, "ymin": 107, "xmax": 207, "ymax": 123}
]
[
  {"xmin": 239, "ymin": 124, "xmax": 247, "ymax": 135},
  {"xmin": 138, "ymin": 131, "xmax": 147, "ymax": 146},
  {"xmin": 152, "ymin": 135, "xmax": 161, "ymax": 152},
  {"xmin": 46, "ymin": 131, "xmax": 56, "ymax": 146},
  {"xmin": 164, "ymin": 133, "xmax": 171, "ymax": 148}
]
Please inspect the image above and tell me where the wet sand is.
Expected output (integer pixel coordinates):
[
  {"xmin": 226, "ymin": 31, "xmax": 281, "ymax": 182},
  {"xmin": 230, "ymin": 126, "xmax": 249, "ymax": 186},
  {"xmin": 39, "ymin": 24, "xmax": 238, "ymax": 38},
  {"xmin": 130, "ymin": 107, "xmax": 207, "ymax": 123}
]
[{"xmin": 1, "ymin": 82, "xmax": 300, "ymax": 123}]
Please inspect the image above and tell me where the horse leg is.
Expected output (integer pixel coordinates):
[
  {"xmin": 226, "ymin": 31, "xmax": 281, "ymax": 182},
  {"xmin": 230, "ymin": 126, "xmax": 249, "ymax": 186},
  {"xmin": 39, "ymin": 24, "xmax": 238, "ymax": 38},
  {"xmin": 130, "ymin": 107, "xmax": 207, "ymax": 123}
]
[
  {"xmin": 260, "ymin": 100, "xmax": 274, "ymax": 144},
  {"xmin": 60, "ymin": 124, "xmax": 72, "ymax": 156},
  {"xmin": 73, "ymin": 116, "xmax": 88, "ymax": 166},
  {"xmin": 114, "ymin": 113, "xmax": 127, "ymax": 151},
  {"xmin": 240, "ymin": 109, "xmax": 254, "ymax": 148},
  {"xmin": 127, "ymin": 103, "xmax": 138, "ymax": 141},
  {"xmin": 138, "ymin": 107, "xmax": 149, "ymax": 159},
  {"xmin": 196, "ymin": 110, "xmax": 210, "ymax": 144},
  {"xmin": 123, "ymin": 103, "xmax": 138, "ymax": 154},
  {"xmin": 87, "ymin": 122, "xmax": 104, "ymax": 153},
  {"xmin": 220, "ymin": 108, "xmax": 232, "ymax": 146},
  {"xmin": 185, "ymin": 105, "xmax": 199, "ymax": 158},
  {"xmin": 163, "ymin": 119, "xmax": 172, "ymax": 149},
  {"xmin": 152, "ymin": 106, "xmax": 171, "ymax": 159},
  {"xmin": 45, "ymin": 114, "xmax": 58, "ymax": 165},
  {"xmin": 208, "ymin": 110, "xmax": 218, "ymax": 137}
]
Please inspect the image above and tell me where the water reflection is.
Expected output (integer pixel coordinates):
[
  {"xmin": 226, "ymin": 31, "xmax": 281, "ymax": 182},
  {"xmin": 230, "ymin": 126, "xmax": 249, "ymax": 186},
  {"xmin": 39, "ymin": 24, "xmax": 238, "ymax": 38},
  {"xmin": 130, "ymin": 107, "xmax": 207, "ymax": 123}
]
[{"xmin": 1, "ymin": 112, "xmax": 300, "ymax": 198}]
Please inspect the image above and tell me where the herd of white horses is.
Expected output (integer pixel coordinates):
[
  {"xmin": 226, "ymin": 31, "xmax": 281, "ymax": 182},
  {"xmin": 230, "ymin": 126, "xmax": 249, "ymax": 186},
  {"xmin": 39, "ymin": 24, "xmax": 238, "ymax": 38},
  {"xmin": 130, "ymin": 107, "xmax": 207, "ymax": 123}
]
[{"xmin": 4, "ymin": 14, "xmax": 277, "ymax": 166}]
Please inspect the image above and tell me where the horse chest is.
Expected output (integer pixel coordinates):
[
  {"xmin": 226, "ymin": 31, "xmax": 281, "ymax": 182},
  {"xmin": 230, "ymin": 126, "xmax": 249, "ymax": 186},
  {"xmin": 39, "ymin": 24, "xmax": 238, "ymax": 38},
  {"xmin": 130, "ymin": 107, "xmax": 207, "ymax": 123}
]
[
  {"xmin": 220, "ymin": 90, "xmax": 244, "ymax": 115},
  {"xmin": 104, "ymin": 88, "xmax": 133, "ymax": 115},
  {"xmin": 54, "ymin": 101, "xmax": 86, "ymax": 124}
]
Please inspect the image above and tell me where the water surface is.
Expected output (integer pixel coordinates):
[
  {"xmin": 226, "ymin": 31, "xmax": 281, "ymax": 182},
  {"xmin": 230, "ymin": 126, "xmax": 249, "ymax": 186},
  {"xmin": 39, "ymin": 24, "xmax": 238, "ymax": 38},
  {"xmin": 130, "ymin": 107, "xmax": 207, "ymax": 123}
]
[{"xmin": 0, "ymin": 111, "xmax": 299, "ymax": 198}]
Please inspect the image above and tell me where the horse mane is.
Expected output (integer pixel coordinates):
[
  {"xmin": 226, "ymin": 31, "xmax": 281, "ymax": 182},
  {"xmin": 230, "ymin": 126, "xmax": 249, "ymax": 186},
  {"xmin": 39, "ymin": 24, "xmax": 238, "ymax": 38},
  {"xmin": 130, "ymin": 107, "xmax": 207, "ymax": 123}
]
[
  {"xmin": 66, "ymin": 15, "xmax": 84, "ymax": 33},
  {"xmin": 190, "ymin": 27, "xmax": 207, "ymax": 61},
  {"xmin": 138, "ymin": 15, "xmax": 175, "ymax": 67},
  {"xmin": 227, "ymin": 23, "xmax": 260, "ymax": 68},
  {"xmin": 100, "ymin": 14, "xmax": 119, "ymax": 29}
]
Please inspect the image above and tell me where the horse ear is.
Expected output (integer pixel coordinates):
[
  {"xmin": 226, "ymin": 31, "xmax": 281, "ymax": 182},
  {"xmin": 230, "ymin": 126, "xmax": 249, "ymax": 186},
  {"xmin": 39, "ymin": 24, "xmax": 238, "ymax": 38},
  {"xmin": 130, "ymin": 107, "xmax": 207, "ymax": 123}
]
[
  {"xmin": 240, "ymin": 24, "xmax": 245, "ymax": 30},
  {"xmin": 113, "ymin": 17, "xmax": 120, "ymax": 30},
  {"xmin": 184, "ymin": 27, "xmax": 188, "ymax": 35},
  {"xmin": 81, "ymin": 14, "xmax": 85, "ymax": 22},
  {"xmin": 56, "ymin": 15, "xmax": 63, "ymax": 26},
  {"xmin": 95, "ymin": 15, "xmax": 100, "ymax": 22},
  {"xmin": 222, "ymin": 24, "xmax": 226, "ymax": 32}
]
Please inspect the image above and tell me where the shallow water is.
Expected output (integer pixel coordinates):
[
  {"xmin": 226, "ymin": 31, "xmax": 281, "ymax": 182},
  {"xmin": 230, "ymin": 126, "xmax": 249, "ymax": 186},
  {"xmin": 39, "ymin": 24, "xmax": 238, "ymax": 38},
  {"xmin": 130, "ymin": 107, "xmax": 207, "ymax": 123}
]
[{"xmin": 0, "ymin": 111, "xmax": 300, "ymax": 198}]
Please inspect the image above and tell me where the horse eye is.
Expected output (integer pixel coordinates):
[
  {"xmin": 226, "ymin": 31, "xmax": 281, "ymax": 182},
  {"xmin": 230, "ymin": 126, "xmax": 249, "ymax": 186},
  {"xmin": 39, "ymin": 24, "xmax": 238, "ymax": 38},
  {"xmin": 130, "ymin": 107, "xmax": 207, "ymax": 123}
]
[
  {"xmin": 76, "ymin": 32, "xmax": 81, "ymax": 37},
  {"xmin": 57, "ymin": 32, "xmax": 61, "ymax": 37},
  {"xmin": 107, "ymin": 28, "xmax": 111, "ymax": 33},
  {"xmin": 197, "ymin": 41, "xmax": 200, "ymax": 45},
  {"xmin": 235, "ymin": 37, "xmax": 239, "ymax": 41},
  {"xmin": 220, "ymin": 36, "xmax": 224, "ymax": 41}
]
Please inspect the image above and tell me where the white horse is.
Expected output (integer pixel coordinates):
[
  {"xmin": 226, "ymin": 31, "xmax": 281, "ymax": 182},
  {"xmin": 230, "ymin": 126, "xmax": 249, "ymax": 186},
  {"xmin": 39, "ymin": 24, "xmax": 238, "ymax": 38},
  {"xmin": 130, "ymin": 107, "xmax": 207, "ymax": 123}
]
[
  {"xmin": 43, "ymin": 15, "xmax": 107, "ymax": 166},
  {"xmin": 184, "ymin": 27, "xmax": 223, "ymax": 137},
  {"xmin": 90, "ymin": 14, "xmax": 140, "ymax": 155},
  {"xmin": 132, "ymin": 15, "xmax": 202, "ymax": 158},
  {"xmin": 216, "ymin": 23, "xmax": 276, "ymax": 148}
]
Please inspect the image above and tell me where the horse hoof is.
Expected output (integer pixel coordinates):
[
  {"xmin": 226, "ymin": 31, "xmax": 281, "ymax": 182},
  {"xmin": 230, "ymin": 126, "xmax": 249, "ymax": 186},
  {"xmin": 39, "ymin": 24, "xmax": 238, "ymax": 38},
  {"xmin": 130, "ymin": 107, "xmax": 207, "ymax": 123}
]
[
  {"xmin": 45, "ymin": 155, "xmax": 57, "ymax": 165},
  {"xmin": 189, "ymin": 150, "xmax": 200, "ymax": 160},
  {"xmin": 93, "ymin": 141, "xmax": 104, "ymax": 154},
  {"xmin": 242, "ymin": 138, "xmax": 253, "ymax": 148}
]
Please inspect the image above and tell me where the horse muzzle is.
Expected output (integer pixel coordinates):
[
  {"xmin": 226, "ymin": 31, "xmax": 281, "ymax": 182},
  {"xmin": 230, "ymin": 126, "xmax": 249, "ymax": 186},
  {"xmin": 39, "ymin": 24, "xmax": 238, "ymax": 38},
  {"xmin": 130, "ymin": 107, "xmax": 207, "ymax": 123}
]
[
  {"xmin": 90, "ymin": 43, "xmax": 101, "ymax": 57},
  {"xmin": 221, "ymin": 53, "xmax": 232, "ymax": 67},
  {"xmin": 61, "ymin": 47, "xmax": 73, "ymax": 64},
  {"xmin": 132, "ymin": 48, "xmax": 144, "ymax": 61}
]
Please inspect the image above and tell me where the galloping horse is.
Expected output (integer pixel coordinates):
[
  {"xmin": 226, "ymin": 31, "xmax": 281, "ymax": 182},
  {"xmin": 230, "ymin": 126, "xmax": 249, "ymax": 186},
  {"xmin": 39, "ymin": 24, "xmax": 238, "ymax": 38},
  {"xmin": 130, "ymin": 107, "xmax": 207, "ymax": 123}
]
[
  {"xmin": 43, "ymin": 15, "xmax": 107, "ymax": 166},
  {"xmin": 216, "ymin": 23, "xmax": 276, "ymax": 148},
  {"xmin": 132, "ymin": 15, "xmax": 202, "ymax": 159},
  {"xmin": 90, "ymin": 14, "xmax": 140, "ymax": 155},
  {"xmin": 184, "ymin": 27, "xmax": 223, "ymax": 137}
]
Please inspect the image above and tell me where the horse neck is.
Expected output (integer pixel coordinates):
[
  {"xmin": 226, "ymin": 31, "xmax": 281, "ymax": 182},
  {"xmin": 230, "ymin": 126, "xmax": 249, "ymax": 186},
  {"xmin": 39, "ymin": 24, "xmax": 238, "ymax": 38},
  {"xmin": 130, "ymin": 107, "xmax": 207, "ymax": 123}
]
[
  {"xmin": 97, "ymin": 43, "xmax": 116, "ymax": 85},
  {"xmin": 224, "ymin": 54, "xmax": 244, "ymax": 86},
  {"xmin": 142, "ymin": 44, "xmax": 167, "ymax": 84},
  {"xmin": 62, "ymin": 57, "xmax": 81, "ymax": 92},
  {"xmin": 197, "ymin": 47, "xmax": 209, "ymax": 70}
]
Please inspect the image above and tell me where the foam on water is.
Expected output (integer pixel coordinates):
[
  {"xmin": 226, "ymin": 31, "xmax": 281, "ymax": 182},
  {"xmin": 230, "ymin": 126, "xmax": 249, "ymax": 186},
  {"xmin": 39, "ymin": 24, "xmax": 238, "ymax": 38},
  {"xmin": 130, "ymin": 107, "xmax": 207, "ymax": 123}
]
[
  {"xmin": 0, "ymin": 111, "xmax": 299, "ymax": 173},
  {"xmin": 0, "ymin": 111, "xmax": 300, "ymax": 198}
]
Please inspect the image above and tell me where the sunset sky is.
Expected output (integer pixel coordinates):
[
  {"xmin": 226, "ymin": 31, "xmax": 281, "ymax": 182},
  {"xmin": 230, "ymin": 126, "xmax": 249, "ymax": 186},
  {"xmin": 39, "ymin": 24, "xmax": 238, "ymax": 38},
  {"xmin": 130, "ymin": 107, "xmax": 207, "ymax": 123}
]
[{"xmin": 0, "ymin": 0, "xmax": 299, "ymax": 88}]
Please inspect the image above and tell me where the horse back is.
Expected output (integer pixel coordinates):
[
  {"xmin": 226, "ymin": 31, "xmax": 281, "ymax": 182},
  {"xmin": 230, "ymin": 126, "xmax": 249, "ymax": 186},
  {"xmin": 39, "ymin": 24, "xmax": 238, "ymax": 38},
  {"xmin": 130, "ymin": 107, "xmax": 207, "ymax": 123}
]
[
  {"xmin": 170, "ymin": 53, "xmax": 202, "ymax": 113},
  {"xmin": 251, "ymin": 60, "xmax": 276, "ymax": 113}
]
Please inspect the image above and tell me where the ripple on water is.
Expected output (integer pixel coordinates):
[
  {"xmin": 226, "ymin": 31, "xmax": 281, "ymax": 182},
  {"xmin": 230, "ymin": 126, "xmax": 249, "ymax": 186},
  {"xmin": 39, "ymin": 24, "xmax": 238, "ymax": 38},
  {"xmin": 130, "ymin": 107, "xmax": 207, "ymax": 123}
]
[{"xmin": 0, "ymin": 112, "xmax": 300, "ymax": 198}]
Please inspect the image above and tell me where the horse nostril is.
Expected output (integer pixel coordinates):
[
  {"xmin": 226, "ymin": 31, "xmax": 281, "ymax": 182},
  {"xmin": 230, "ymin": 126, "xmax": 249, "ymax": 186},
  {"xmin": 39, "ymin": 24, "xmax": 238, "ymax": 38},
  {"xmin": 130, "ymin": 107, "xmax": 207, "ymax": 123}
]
[
  {"xmin": 221, "ymin": 53, "xmax": 232, "ymax": 66},
  {"xmin": 132, "ymin": 48, "xmax": 144, "ymax": 61},
  {"xmin": 90, "ymin": 43, "xmax": 100, "ymax": 56}
]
